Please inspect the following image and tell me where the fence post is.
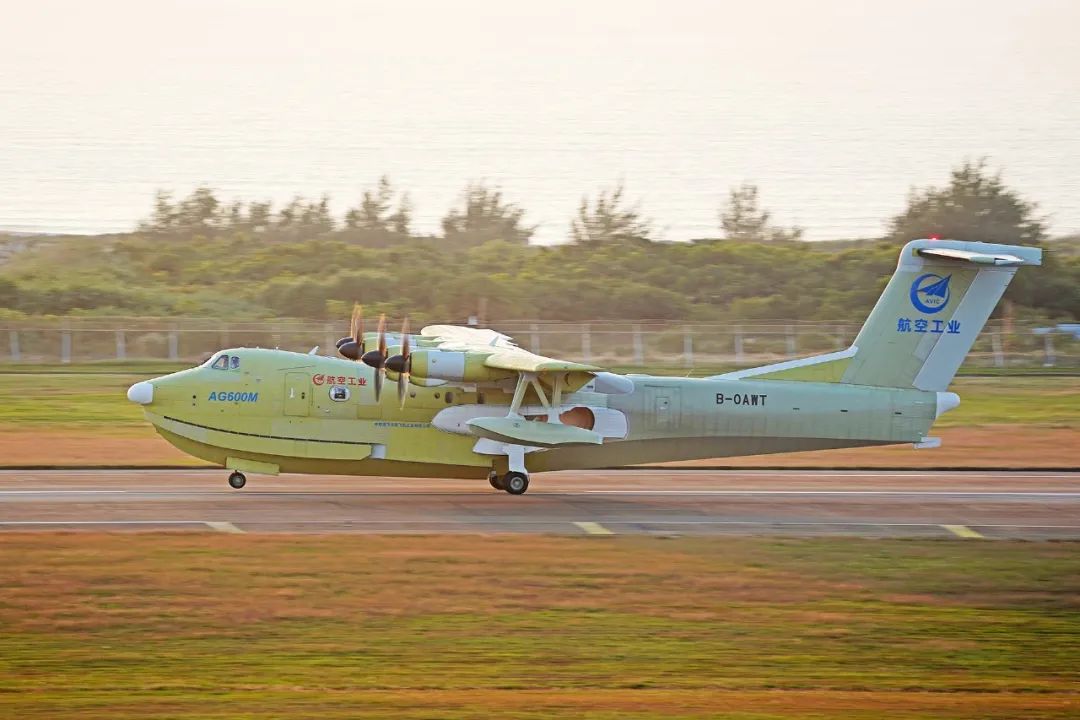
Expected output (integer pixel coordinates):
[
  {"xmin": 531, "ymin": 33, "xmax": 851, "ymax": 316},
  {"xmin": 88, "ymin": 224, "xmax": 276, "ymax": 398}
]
[
  {"xmin": 991, "ymin": 331, "xmax": 1005, "ymax": 368},
  {"xmin": 581, "ymin": 324, "xmax": 592, "ymax": 363},
  {"xmin": 168, "ymin": 329, "xmax": 179, "ymax": 361},
  {"xmin": 115, "ymin": 330, "xmax": 126, "ymax": 360},
  {"xmin": 786, "ymin": 325, "xmax": 796, "ymax": 357},
  {"xmin": 734, "ymin": 325, "xmax": 744, "ymax": 365},
  {"xmin": 8, "ymin": 330, "xmax": 19, "ymax": 362},
  {"xmin": 683, "ymin": 326, "xmax": 694, "ymax": 369},
  {"xmin": 1042, "ymin": 333, "xmax": 1056, "ymax": 367},
  {"xmin": 530, "ymin": 323, "xmax": 540, "ymax": 354},
  {"xmin": 632, "ymin": 324, "xmax": 644, "ymax": 366},
  {"xmin": 61, "ymin": 329, "xmax": 71, "ymax": 364}
]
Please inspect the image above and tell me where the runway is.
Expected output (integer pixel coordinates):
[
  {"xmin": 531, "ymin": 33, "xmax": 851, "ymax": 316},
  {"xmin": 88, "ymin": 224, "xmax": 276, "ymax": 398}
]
[{"xmin": 0, "ymin": 469, "xmax": 1077, "ymax": 539}]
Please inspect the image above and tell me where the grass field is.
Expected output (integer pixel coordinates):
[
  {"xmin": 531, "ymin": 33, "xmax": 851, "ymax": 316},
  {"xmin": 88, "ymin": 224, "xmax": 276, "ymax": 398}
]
[
  {"xmin": 0, "ymin": 534, "xmax": 1075, "ymax": 719},
  {"xmin": 0, "ymin": 371, "xmax": 1076, "ymax": 467}
]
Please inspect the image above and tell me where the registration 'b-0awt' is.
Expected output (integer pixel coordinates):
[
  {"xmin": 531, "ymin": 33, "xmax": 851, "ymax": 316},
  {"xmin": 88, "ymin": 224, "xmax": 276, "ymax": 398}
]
[{"xmin": 127, "ymin": 239, "xmax": 1041, "ymax": 494}]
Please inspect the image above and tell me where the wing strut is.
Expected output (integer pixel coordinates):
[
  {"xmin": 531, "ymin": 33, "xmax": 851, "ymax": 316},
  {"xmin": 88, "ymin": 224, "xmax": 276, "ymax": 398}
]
[
  {"xmin": 508, "ymin": 372, "xmax": 532, "ymax": 418},
  {"xmin": 507, "ymin": 371, "xmax": 564, "ymax": 425}
]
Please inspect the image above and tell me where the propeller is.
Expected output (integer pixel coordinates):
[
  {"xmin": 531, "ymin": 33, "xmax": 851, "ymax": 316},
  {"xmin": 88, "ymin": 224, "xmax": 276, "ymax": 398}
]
[
  {"xmin": 385, "ymin": 317, "xmax": 411, "ymax": 408},
  {"xmin": 337, "ymin": 303, "xmax": 364, "ymax": 360},
  {"xmin": 361, "ymin": 314, "xmax": 389, "ymax": 401}
]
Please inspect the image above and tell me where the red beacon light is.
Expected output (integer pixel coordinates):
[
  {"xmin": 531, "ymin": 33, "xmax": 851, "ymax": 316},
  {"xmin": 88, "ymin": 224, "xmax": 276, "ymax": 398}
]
[{"xmin": 928, "ymin": 234, "xmax": 942, "ymax": 241}]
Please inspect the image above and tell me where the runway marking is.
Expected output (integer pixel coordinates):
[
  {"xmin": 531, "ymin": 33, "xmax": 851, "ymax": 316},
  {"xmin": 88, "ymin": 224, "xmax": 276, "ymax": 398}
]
[
  {"xmin": 573, "ymin": 521, "xmax": 614, "ymax": 536},
  {"xmin": 942, "ymin": 524, "xmax": 985, "ymax": 539},
  {"xmin": 205, "ymin": 521, "xmax": 245, "ymax": 534}
]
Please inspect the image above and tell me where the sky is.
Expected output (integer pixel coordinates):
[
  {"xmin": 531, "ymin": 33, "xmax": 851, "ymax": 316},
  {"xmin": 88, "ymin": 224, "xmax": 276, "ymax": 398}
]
[{"xmin": 2, "ymin": 0, "xmax": 1078, "ymax": 241}]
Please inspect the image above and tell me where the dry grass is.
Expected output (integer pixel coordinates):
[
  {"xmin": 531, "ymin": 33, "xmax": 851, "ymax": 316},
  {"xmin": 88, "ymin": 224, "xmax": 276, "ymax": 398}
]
[{"xmin": 0, "ymin": 535, "xmax": 1076, "ymax": 718}]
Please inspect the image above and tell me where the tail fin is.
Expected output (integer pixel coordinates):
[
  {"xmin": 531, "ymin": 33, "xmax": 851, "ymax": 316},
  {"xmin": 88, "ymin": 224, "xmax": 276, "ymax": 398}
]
[{"xmin": 715, "ymin": 239, "xmax": 1042, "ymax": 390}]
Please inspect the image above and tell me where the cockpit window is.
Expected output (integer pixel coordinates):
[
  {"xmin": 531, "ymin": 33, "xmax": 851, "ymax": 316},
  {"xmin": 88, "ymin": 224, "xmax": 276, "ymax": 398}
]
[
  {"xmin": 230, "ymin": 356, "xmax": 240, "ymax": 369},
  {"xmin": 211, "ymin": 355, "xmax": 229, "ymax": 370}
]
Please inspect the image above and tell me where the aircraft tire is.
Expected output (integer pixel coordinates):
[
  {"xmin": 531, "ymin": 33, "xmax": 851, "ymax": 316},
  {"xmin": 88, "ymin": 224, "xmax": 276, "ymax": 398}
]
[
  {"xmin": 228, "ymin": 471, "xmax": 247, "ymax": 489},
  {"xmin": 488, "ymin": 472, "xmax": 504, "ymax": 490},
  {"xmin": 503, "ymin": 472, "xmax": 529, "ymax": 495}
]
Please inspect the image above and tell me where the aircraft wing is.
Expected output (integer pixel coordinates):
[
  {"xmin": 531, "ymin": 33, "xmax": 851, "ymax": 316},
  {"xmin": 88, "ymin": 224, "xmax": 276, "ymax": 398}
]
[
  {"xmin": 420, "ymin": 324, "xmax": 601, "ymax": 373},
  {"xmin": 420, "ymin": 324, "xmax": 514, "ymax": 347},
  {"xmin": 483, "ymin": 349, "xmax": 600, "ymax": 374}
]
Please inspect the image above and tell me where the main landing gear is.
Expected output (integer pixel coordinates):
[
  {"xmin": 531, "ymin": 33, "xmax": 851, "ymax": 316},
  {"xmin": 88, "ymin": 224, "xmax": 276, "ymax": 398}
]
[
  {"xmin": 227, "ymin": 471, "xmax": 247, "ymax": 489},
  {"xmin": 488, "ymin": 470, "xmax": 530, "ymax": 495}
]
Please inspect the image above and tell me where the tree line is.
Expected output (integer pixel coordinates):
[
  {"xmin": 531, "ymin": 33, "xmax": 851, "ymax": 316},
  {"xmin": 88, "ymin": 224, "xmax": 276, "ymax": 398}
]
[
  {"xmin": 138, "ymin": 176, "xmax": 804, "ymax": 247},
  {"xmin": 0, "ymin": 160, "xmax": 1077, "ymax": 323}
]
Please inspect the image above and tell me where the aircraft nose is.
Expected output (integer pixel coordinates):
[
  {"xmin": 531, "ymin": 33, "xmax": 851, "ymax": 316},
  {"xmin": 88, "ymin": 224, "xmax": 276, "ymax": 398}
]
[{"xmin": 127, "ymin": 381, "xmax": 154, "ymax": 405}]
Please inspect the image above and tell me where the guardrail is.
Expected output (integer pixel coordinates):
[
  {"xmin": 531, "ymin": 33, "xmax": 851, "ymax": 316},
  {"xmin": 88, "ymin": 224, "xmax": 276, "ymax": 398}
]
[{"xmin": 1, "ymin": 317, "xmax": 1075, "ymax": 369}]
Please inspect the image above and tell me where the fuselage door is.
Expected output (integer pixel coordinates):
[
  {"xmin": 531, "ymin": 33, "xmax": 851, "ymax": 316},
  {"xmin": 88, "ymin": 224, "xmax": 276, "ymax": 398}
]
[
  {"xmin": 284, "ymin": 372, "xmax": 311, "ymax": 417},
  {"xmin": 645, "ymin": 386, "xmax": 681, "ymax": 432}
]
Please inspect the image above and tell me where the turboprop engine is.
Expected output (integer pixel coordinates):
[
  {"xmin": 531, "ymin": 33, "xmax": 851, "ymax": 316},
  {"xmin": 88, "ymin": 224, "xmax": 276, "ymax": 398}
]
[{"xmin": 391, "ymin": 349, "xmax": 516, "ymax": 384}]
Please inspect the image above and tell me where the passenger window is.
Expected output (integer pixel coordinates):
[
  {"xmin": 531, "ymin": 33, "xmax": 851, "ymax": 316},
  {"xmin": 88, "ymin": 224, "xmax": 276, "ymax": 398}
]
[
  {"xmin": 211, "ymin": 355, "xmax": 229, "ymax": 370},
  {"xmin": 330, "ymin": 386, "xmax": 350, "ymax": 402}
]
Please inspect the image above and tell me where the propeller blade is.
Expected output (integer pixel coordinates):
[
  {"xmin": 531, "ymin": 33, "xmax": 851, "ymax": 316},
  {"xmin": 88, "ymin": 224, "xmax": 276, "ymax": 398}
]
[
  {"xmin": 350, "ymin": 303, "xmax": 363, "ymax": 349},
  {"xmin": 338, "ymin": 303, "xmax": 364, "ymax": 357},
  {"xmin": 373, "ymin": 367, "xmax": 383, "ymax": 402},
  {"xmin": 398, "ymin": 317, "xmax": 411, "ymax": 409},
  {"xmin": 361, "ymin": 315, "xmax": 388, "ymax": 368}
]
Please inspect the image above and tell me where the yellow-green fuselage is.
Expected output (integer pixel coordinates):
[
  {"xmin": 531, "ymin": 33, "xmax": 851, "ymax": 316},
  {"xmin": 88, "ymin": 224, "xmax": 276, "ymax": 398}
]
[{"xmin": 136, "ymin": 347, "xmax": 941, "ymax": 479}]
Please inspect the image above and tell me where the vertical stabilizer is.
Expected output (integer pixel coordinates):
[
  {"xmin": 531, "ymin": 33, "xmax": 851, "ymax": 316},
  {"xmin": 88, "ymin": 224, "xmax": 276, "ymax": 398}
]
[
  {"xmin": 841, "ymin": 239, "xmax": 1041, "ymax": 390},
  {"xmin": 711, "ymin": 239, "xmax": 1042, "ymax": 390}
]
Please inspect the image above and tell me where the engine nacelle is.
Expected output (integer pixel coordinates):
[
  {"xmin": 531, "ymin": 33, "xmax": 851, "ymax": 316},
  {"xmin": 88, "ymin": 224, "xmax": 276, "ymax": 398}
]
[{"xmin": 407, "ymin": 350, "xmax": 517, "ymax": 383}]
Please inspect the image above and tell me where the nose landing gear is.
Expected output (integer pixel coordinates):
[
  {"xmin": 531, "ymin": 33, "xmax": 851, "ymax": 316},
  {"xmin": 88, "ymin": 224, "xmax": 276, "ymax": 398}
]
[{"xmin": 227, "ymin": 471, "xmax": 247, "ymax": 489}]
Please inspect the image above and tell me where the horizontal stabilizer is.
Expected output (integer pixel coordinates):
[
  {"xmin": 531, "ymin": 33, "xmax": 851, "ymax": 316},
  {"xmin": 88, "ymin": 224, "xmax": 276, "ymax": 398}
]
[{"xmin": 915, "ymin": 246, "xmax": 1040, "ymax": 267}]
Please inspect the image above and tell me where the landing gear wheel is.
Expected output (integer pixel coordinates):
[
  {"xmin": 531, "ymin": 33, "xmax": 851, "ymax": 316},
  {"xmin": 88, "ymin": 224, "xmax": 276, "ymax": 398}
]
[
  {"xmin": 227, "ymin": 471, "xmax": 247, "ymax": 489},
  {"xmin": 503, "ymin": 472, "xmax": 529, "ymax": 495},
  {"xmin": 488, "ymin": 471, "xmax": 504, "ymax": 490}
]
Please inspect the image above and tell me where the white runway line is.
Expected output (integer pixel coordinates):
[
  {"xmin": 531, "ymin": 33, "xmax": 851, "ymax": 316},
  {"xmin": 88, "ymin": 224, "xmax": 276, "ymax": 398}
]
[
  {"xmin": 582, "ymin": 490, "xmax": 1080, "ymax": 497},
  {"xmin": 0, "ymin": 490, "xmax": 128, "ymax": 495},
  {"xmin": 0, "ymin": 520, "xmax": 204, "ymax": 526}
]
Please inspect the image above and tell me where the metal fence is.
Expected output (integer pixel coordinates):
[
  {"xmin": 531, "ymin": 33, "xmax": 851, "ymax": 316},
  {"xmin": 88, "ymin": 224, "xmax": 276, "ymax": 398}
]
[{"xmin": 1, "ymin": 317, "xmax": 1076, "ymax": 369}]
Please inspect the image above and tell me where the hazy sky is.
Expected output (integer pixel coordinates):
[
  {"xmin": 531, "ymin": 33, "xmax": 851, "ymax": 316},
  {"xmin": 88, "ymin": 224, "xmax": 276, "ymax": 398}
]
[{"xmin": 3, "ymin": 0, "xmax": 1079, "ymax": 240}]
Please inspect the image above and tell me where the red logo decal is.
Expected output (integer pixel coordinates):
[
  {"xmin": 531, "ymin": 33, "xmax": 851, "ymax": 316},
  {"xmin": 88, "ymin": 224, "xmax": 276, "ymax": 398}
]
[{"xmin": 312, "ymin": 373, "xmax": 325, "ymax": 386}]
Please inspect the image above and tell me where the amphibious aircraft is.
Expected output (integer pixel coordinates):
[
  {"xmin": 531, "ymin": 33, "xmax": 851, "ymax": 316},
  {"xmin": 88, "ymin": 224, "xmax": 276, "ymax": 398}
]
[{"xmin": 127, "ymin": 239, "xmax": 1040, "ymax": 494}]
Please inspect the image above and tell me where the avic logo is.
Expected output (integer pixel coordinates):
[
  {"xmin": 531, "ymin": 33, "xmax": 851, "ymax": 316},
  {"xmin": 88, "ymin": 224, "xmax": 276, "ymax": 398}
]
[{"xmin": 909, "ymin": 273, "xmax": 951, "ymax": 314}]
